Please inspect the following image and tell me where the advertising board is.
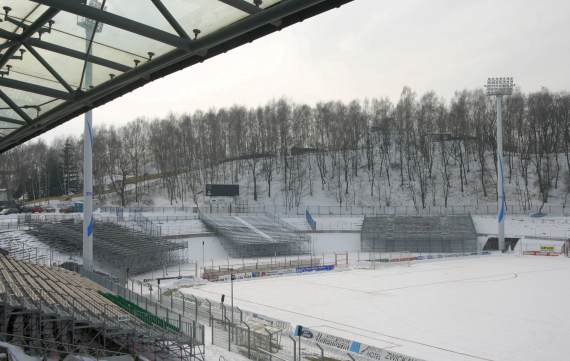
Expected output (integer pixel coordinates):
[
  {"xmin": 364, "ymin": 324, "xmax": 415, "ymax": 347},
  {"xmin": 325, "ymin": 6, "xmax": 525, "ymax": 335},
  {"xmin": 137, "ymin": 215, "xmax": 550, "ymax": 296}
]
[{"xmin": 294, "ymin": 326, "xmax": 425, "ymax": 361}]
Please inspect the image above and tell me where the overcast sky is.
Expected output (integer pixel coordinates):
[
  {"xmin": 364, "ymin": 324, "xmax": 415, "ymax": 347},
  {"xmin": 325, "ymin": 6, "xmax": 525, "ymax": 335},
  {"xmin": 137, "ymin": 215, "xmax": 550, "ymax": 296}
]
[{"xmin": 38, "ymin": 0, "xmax": 570, "ymax": 143}]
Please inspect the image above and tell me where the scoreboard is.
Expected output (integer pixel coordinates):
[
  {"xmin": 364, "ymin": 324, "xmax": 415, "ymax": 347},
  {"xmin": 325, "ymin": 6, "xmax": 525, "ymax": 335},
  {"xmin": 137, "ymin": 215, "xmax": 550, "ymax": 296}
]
[{"xmin": 206, "ymin": 184, "xmax": 239, "ymax": 197}]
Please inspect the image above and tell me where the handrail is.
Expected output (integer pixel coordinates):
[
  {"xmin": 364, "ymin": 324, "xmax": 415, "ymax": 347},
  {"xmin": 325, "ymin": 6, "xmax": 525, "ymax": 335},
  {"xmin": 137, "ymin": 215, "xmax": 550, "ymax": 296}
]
[{"xmin": 256, "ymin": 347, "xmax": 289, "ymax": 361}]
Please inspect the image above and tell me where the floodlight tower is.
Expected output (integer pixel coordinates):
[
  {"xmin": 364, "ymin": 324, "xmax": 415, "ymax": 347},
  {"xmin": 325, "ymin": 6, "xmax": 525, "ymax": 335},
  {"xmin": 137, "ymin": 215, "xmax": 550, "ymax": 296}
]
[
  {"xmin": 78, "ymin": 0, "xmax": 104, "ymax": 272},
  {"xmin": 485, "ymin": 77, "xmax": 514, "ymax": 252}
]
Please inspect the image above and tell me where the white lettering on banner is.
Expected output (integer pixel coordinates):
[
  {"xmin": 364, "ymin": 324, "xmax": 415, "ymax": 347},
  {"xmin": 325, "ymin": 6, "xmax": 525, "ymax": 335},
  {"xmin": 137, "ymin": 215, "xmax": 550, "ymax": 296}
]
[
  {"xmin": 314, "ymin": 332, "xmax": 351, "ymax": 351},
  {"xmin": 213, "ymin": 267, "xmax": 299, "ymax": 283},
  {"xmin": 265, "ymin": 268, "xmax": 296, "ymax": 277},
  {"xmin": 358, "ymin": 345, "xmax": 386, "ymax": 360},
  {"xmin": 302, "ymin": 328, "xmax": 425, "ymax": 361},
  {"xmin": 365, "ymin": 349, "xmax": 384, "ymax": 360}
]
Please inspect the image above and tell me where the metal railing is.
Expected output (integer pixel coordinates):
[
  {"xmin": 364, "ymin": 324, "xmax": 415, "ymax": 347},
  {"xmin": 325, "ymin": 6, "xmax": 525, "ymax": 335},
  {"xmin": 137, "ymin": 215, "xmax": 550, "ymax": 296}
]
[
  {"xmin": 120, "ymin": 253, "xmax": 495, "ymax": 361},
  {"xmin": 93, "ymin": 203, "xmax": 570, "ymax": 217},
  {"xmin": 81, "ymin": 269, "xmax": 205, "ymax": 346}
]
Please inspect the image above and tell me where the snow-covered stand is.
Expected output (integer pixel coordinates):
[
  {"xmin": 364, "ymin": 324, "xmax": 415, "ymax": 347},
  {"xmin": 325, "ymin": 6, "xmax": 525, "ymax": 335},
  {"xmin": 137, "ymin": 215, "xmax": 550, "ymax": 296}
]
[{"xmin": 361, "ymin": 215, "xmax": 478, "ymax": 253}]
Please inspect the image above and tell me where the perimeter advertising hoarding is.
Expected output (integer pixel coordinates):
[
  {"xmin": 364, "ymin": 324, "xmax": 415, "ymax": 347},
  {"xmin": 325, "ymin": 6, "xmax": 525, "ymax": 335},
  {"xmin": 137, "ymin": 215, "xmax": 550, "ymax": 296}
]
[{"xmin": 295, "ymin": 327, "xmax": 425, "ymax": 361}]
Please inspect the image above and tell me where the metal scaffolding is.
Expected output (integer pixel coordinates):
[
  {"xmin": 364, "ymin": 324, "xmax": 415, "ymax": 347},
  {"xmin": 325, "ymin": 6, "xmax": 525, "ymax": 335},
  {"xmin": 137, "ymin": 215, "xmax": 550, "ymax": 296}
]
[
  {"xmin": 0, "ymin": 254, "xmax": 204, "ymax": 361},
  {"xmin": 360, "ymin": 215, "xmax": 478, "ymax": 253},
  {"xmin": 200, "ymin": 213, "xmax": 310, "ymax": 258},
  {"xmin": 0, "ymin": 0, "xmax": 353, "ymax": 152},
  {"xmin": 24, "ymin": 217, "xmax": 188, "ymax": 277}
]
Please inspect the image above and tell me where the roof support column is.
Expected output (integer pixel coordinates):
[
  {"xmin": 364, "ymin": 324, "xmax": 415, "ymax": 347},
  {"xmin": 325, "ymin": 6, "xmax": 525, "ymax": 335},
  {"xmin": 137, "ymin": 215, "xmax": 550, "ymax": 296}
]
[
  {"xmin": 83, "ymin": 103, "xmax": 94, "ymax": 272},
  {"xmin": 79, "ymin": 8, "xmax": 104, "ymax": 273}
]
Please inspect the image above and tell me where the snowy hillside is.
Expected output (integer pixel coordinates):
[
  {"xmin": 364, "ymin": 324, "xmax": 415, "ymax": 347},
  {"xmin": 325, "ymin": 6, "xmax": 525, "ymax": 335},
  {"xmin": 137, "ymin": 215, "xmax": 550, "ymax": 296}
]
[{"xmin": 108, "ymin": 150, "xmax": 570, "ymax": 218}]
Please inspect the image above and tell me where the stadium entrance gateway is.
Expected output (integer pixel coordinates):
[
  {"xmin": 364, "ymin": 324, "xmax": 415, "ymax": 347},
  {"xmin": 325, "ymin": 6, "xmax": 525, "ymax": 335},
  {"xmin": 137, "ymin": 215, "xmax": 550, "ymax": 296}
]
[{"xmin": 0, "ymin": 0, "xmax": 353, "ymax": 270}]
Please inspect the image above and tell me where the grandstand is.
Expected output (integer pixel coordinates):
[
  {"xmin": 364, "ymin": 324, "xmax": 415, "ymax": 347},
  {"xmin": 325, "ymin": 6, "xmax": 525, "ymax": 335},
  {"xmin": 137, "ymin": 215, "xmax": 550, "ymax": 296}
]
[
  {"xmin": 361, "ymin": 215, "xmax": 478, "ymax": 253},
  {"xmin": 24, "ymin": 218, "xmax": 187, "ymax": 277},
  {"xmin": 0, "ymin": 254, "xmax": 203, "ymax": 360},
  {"xmin": 200, "ymin": 214, "xmax": 310, "ymax": 257}
]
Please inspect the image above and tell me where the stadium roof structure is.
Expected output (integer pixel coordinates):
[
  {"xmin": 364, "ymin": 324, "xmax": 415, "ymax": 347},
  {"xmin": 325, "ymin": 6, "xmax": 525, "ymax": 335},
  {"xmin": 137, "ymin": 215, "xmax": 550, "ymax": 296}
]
[{"xmin": 0, "ymin": 0, "xmax": 352, "ymax": 153}]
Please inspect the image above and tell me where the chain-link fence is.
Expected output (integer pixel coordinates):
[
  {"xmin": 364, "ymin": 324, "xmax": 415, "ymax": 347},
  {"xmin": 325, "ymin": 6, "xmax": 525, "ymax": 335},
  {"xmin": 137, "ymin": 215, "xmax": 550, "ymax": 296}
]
[{"xmin": 96, "ymin": 203, "xmax": 570, "ymax": 217}]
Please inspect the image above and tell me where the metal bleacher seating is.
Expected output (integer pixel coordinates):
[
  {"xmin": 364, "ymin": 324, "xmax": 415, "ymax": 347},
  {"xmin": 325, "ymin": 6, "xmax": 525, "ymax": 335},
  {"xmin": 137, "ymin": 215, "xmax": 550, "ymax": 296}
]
[
  {"xmin": 361, "ymin": 215, "xmax": 478, "ymax": 253},
  {"xmin": 0, "ymin": 254, "xmax": 198, "ymax": 360},
  {"xmin": 26, "ymin": 218, "xmax": 187, "ymax": 276},
  {"xmin": 200, "ymin": 214, "xmax": 310, "ymax": 257}
]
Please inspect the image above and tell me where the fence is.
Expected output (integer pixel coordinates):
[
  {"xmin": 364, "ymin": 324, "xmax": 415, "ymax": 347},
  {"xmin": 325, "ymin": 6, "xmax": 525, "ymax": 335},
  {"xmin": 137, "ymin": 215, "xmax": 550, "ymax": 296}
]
[
  {"xmin": 0, "ymin": 218, "xmax": 19, "ymax": 230},
  {"xmin": 132, "ymin": 209, "xmax": 163, "ymax": 238},
  {"xmin": 96, "ymin": 203, "xmax": 570, "ymax": 217},
  {"xmin": 0, "ymin": 213, "xmax": 200, "ymax": 231},
  {"xmin": 0, "ymin": 238, "xmax": 80, "ymax": 267},
  {"xmin": 120, "ymin": 253, "xmax": 499, "ymax": 361},
  {"xmin": 211, "ymin": 320, "xmax": 425, "ymax": 361},
  {"xmin": 197, "ymin": 250, "xmax": 495, "ymax": 280},
  {"xmin": 201, "ymin": 253, "xmax": 348, "ymax": 282},
  {"xmin": 134, "ymin": 274, "xmax": 430, "ymax": 361},
  {"xmin": 80, "ymin": 269, "xmax": 205, "ymax": 346}
]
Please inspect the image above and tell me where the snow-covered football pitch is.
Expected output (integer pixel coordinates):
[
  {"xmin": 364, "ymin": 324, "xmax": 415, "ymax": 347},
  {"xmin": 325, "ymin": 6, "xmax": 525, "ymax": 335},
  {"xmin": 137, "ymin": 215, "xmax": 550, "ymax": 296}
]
[{"xmin": 184, "ymin": 255, "xmax": 570, "ymax": 361}]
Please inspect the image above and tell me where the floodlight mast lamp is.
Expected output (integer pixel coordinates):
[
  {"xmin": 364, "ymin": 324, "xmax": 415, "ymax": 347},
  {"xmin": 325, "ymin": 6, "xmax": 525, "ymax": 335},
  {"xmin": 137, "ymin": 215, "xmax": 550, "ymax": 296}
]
[
  {"xmin": 485, "ymin": 77, "xmax": 514, "ymax": 253},
  {"xmin": 78, "ymin": 0, "xmax": 104, "ymax": 272}
]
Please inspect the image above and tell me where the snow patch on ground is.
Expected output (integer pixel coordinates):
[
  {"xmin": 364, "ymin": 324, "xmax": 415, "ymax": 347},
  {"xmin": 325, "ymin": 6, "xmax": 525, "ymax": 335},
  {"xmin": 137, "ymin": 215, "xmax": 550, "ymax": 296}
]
[
  {"xmin": 183, "ymin": 255, "xmax": 570, "ymax": 361},
  {"xmin": 0, "ymin": 342, "xmax": 40, "ymax": 361},
  {"xmin": 205, "ymin": 343, "xmax": 250, "ymax": 361}
]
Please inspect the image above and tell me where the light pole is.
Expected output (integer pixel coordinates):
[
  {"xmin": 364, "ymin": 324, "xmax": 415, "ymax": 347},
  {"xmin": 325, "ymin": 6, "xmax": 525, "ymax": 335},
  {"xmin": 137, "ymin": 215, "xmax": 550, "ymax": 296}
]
[
  {"xmin": 230, "ymin": 273, "xmax": 235, "ymax": 324},
  {"xmin": 485, "ymin": 77, "xmax": 514, "ymax": 253},
  {"xmin": 78, "ymin": 0, "xmax": 104, "ymax": 272}
]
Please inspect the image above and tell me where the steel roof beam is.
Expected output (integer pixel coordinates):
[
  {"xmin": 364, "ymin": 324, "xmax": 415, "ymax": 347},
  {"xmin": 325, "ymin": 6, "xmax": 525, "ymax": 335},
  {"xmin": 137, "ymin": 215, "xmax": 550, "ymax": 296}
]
[
  {"xmin": 0, "ymin": 7, "xmax": 60, "ymax": 70},
  {"xmin": 0, "ymin": 90, "xmax": 32, "ymax": 124},
  {"xmin": 0, "ymin": 77, "xmax": 70, "ymax": 100},
  {"xmin": 24, "ymin": 44, "xmax": 74, "ymax": 94},
  {"xmin": 29, "ymin": 0, "xmax": 333, "ymax": 117},
  {"xmin": 0, "ymin": 116, "xmax": 26, "ymax": 126},
  {"xmin": 3, "ymin": 16, "xmax": 30, "ymax": 30},
  {"xmin": 31, "ymin": 0, "xmax": 192, "ymax": 50},
  {"xmin": 0, "ymin": 0, "xmax": 352, "ymax": 153},
  {"xmin": 219, "ymin": 0, "xmax": 262, "ymax": 14},
  {"xmin": 218, "ymin": 0, "xmax": 282, "ymax": 27},
  {"xmin": 27, "ymin": 37, "xmax": 131, "ymax": 73},
  {"xmin": 151, "ymin": 0, "xmax": 190, "ymax": 39},
  {"xmin": 0, "ymin": 29, "xmax": 131, "ymax": 73}
]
